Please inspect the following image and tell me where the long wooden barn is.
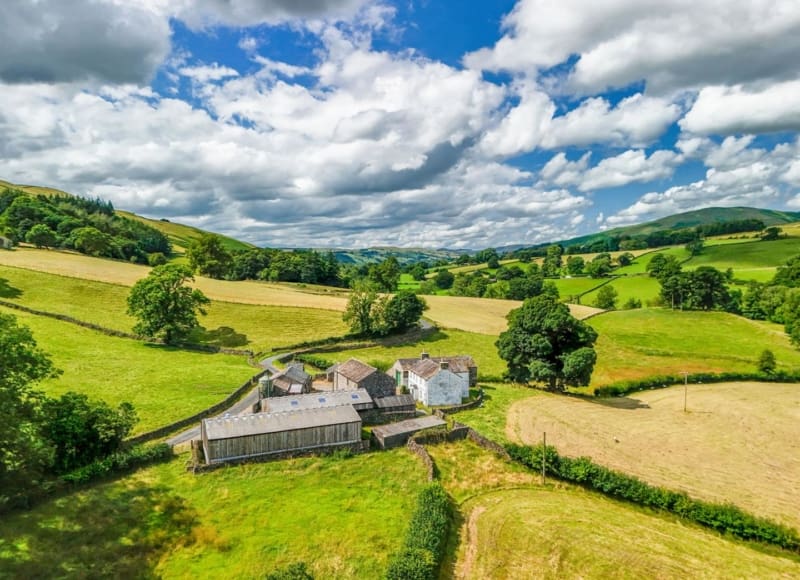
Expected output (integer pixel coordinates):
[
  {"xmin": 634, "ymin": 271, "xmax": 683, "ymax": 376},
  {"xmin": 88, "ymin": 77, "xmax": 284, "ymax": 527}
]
[{"xmin": 201, "ymin": 406, "xmax": 362, "ymax": 464}]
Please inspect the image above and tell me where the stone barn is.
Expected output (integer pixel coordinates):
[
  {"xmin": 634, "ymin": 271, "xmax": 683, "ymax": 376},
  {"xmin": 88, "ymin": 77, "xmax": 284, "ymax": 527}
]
[
  {"xmin": 371, "ymin": 415, "xmax": 447, "ymax": 449},
  {"xmin": 200, "ymin": 406, "xmax": 362, "ymax": 464},
  {"xmin": 331, "ymin": 358, "xmax": 397, "ymax": 399},
  {"xmin": 267, "ymin": 363, "xmax": 312, "ymax": 396}
]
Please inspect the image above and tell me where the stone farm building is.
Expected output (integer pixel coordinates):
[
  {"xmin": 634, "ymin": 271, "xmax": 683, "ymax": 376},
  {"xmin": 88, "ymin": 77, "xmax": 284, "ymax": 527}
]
[
  {"xmin": 329, "ymin": 358, "xmax": 397, "ymax": 398},
  {"xmin": 372, "ymin": 415, "xmax": 447, "ymax": 449},
  {"xmin": 389, "ymin": 353, "xmax": 476, "ymax": 406},
  {"xmin": 201, "ymin": 406, "xmax": 362, "ymax": 464},
  {"xmin": 0, "ymin": 236, "xmax": 12, "ymax": 250},
  {"xmin": 262, "ymin": 363, "xmax": 312, "ymax": 396}
]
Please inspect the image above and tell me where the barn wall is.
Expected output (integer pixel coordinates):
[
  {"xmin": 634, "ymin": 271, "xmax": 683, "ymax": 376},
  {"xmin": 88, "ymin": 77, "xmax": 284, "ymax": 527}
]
[{"xmin": 206, "ymin": 421, "xmax": 361, "ymax": 463}]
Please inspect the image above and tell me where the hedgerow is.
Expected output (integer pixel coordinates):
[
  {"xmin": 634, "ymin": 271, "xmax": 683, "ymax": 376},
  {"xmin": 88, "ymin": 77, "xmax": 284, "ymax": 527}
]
[
  {"xmin": 61, "ymin": 443, "xmax": 173, "ymax": 485},
  {"xmin": 385, "ymin": 482, "xmax": 452, "ymax": 580},
  {"xmin": 507, "ymin": 443, "xmax": 800, "ymax": 552},
  {"xmin": 594, "ymin": 370, "xmax": 800, "ymax": 398}
]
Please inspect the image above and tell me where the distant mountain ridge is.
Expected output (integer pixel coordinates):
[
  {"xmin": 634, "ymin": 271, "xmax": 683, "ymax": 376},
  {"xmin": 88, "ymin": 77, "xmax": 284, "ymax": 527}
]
[{"xmin": 498, "ymin": 207, "xmax": 800, "ymax": 254}]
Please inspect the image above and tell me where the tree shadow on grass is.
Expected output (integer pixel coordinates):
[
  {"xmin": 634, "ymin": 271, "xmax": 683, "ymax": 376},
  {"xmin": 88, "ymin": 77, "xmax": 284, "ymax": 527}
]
[
  {"xmin": 0, "ymin": 277, "xmax": 22, "ymax": 299},
  {"xmin": 0, "ymin": 480, "xmax": 198, "ymax": 578},
  {"xmin": 387, "ymin": 329, "xmax": 452, "ymax": 348},
  {"xmin": 189, "ymin": 325, "xmax": 249, "ymax": 348},
  {"xmin": 588, "ymin": 396, "xmax": 651, "ymax": 410}
]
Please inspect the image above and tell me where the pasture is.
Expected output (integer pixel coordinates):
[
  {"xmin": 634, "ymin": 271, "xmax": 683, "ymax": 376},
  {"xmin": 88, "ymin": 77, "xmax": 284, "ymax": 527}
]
[
  {"xmin": 507, "ymin": 382, "xmax": 800, "ymax": 530},
  {"xmin": 0, "ymin": 264, "xmax": 349, "ymax": 352},
  {"xmin": 581, "ymin": 275, "xmax": 661, "ymax": 307},
  {"xmin": 685, "ymin": 238, "xmax": 800, "ymax": 272},
  {"xmin": 0, "ymin": 449, "xmax": 425, "ymax": 579},
  {"xmin": 588, "ymin": 309, "xmax": 800, "ymax": 386},
  {"xmin": 1, "ymin": 307, "xmax": 255, "ymax": 434},
  {"xmin": 550, "ymin": 276, "xmax": 604, "ymax": 299}
]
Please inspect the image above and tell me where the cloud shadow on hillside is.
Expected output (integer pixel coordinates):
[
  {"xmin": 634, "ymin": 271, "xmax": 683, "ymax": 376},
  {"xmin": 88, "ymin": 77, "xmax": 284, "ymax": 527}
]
[{"xmin": 0, "ymin": 277, "xmax": 22, "ymax": 299}]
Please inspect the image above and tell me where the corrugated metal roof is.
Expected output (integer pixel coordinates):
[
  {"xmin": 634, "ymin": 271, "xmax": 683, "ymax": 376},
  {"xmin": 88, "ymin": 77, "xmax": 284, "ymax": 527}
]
[
  {"xmin": 264, "ymin": 389, "xmax": 373, "ymax": 413},
  {"xmin": 374, "ymin": 394, "xmax": 416, "ymax": 409},
  {"xmin": 204, "ymin": 406, "xmax": 361, "ymax": 440},
  {"xmin": 371, "ymin": 415, "xmax": 446, "ymax": 438},
  {"xmin": 335, "ymin": 358, "xmax": 377, "ymax": 382}
]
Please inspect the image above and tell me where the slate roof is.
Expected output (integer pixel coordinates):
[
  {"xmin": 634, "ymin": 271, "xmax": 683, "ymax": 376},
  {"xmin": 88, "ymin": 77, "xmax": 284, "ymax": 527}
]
[
  {"xmin": 371, "ymin": 415, "xmax": 446, "ymax": 438},
  {"xmin": 335, "ymin": 358, "xmax": 377, "ymax": 383},
  {"xmin": 374, "ymin": 394, "xmax": 416, "ymax": 409},
  {"xmin": 272, "ymin": 364, "xmax": 310, "ymax": 385},
  {"xmin": 263, "ymin": 389, "xmax": 373, "ymax": 413},
  {"xmin": 395, "ymin": 355, "xmax": 476, "ymax": 374},
  {"xmin": 203, "ymin": 406, "xmax": 361, "ymax": 440},
  {"xmin": 410, "ymin": 358, "xmax": 446, "ymax": 380}
]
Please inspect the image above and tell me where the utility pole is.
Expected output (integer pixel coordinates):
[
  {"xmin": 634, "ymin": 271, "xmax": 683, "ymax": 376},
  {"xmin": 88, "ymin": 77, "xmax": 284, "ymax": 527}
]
[
  {"xmin": 681, "ymin": 371, "xmax": 689, "ymax": 412},
  {"xmin": 541, "ymin": 431, "xmax": 547, "ymax": 486}
]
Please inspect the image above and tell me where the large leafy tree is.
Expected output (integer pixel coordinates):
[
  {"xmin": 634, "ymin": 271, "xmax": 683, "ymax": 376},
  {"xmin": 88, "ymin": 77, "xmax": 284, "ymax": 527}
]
[
  {"xmin": 381, "ymin": 291, "xmax": 428, "ymax": 334},
  {"xmin": 187, "ymin": 234, "xmax": 232, "ymax": 279},
  {"xmin": 368, "ymin": 257, "xmax": 401, "ymax": 292},
  {"xmin": 343, "ymin": 282, "xmax": 379, "ymax": 335},
  {"xmin": 496, "ymin": 294, "xmax": 598, "ymax": 390},
  {"xmin": 0, "ymin": 313, "xmax": 60, "ymax": 502},
  {"xmin": 127, "ymin": 264, "xmax": 210, "ymax": 344}
]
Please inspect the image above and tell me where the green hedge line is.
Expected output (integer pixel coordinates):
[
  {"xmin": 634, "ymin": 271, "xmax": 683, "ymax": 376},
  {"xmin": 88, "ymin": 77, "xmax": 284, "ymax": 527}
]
[
  {"xmin": 594, "ymin": 371, "xmax": 800, "ymax": 397},
  {"xmin": 385, "ymin": 482, "xmax": 452, "ymax": 580},
  {"xmin": 61, "ymin": 443, "xmax": 173, "ymax": 485},
  {"xmin": 295, "ymin": 354, "xmax": 335, "ymax": 370},
  {"xmin": 507, "ymin": 443, "xmax": 800, "ymax": 552}
]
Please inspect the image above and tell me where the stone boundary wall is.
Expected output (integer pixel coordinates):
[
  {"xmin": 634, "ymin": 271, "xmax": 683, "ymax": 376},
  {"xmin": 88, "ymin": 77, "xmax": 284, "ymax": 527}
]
[
  {"xmin": 191, "ymin": 440, "xmax": 370, "ymax": 473},
  {"xmin": 126, "ymin": 369, "xmax": 269, "ymax": 446},
  {"xmin": 465, "ymin": 426, "xmax": 511, "ymax": 460},
  {"xmin": 407, "ymin": 439, "xmax": 436, "ymax": 481},
  {"xmin": 0, "ymin": 299, "xmax": 253, "ymax": 356}
]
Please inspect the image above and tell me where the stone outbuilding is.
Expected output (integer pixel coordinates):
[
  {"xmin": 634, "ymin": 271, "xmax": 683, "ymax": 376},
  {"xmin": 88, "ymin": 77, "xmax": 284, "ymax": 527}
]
[
  {"xmin": 265, "ymin": 363, "xmax": 312, "ymax": 396},
  {"xmin": 371, "ymin": 415, "xmax": 447, "ymax": 449},
  {"xmin": 330, "ymin": 358, "xmax": 397, "ymax": 399}
]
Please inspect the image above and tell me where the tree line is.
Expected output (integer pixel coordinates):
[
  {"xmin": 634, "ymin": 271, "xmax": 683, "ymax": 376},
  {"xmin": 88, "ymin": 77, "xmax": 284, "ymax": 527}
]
[{"xmin": 0, "ymin": 188, "xmax": 171, "ymax": 262}]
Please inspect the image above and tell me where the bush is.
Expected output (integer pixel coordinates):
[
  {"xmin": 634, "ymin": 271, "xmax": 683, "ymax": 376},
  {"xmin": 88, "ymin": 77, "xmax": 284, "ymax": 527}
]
[
  {"xmin": 508, "ymin": 443, "xmax": 800, "ymax": 552},
  {"xmin": 265, "ymin": 562, "xmax": 314, "ymax": 580},
  {"xmin": 60, "ymin": 443, "xmax": 173, "ymax": 485},
  {"xmin": 622, "ymin": 297, "xmax": 642, "ymax": 309},
  {"xmin": 148, "ymin": 252, "xmax": 168, "ymax": 266},
  {"xmin": 295, "ymin": 354, "xmax": 335, "ymax": 370},
  {"xmin": 385, "ymin": 482, "xmax": 451, "ymax": 580},
  {"xmin": 593, "ymin": 370, "xmax": 800, "ymax": 398}
]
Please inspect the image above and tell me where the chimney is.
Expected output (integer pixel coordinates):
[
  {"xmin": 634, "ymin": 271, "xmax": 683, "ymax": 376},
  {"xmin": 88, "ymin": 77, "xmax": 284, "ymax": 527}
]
[
  {"xmin": 439, "ymin": 360, "xmax": 449, "ymax": 370},
  {"xmin": 421, "ymin": 351, "xmax": 429, "ymax": 359}
]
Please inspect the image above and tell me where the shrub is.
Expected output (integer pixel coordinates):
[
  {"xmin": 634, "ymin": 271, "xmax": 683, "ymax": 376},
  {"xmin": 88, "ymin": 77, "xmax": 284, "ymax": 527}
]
[
  {"xmin": 60, "ymin": 443, "xmax": 173, "ymax": 485},
  {"xmin": 758, "ymin": 350, "xmax": 777, "ymax": 375},
  {"xmin": 148, "ymin": 252, "xmax": 168, "ymax": 266},
  {"xmin": 385, "ymin": 482, "xmax": 451, "ymax": 580},
  {"xmin": 508, "ymin": 443, "xmax": 800, "ymax": 552},
  {"xmin": 622, "ymin": 297, "xmax": 642, "ymax": 309},
  {"xmin": 295, "ymin": 354, "xmax": 335, "ymax": 370},
  {"xmin": 266, "ymin": 562, "xmax": 314, "ymax": 580}
]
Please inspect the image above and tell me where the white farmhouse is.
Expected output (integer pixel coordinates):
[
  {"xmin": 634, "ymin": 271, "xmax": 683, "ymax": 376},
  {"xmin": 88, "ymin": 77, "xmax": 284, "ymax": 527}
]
[{"xmin": 407, "ymin": 358, "xmax": 467, "ymax": 407}]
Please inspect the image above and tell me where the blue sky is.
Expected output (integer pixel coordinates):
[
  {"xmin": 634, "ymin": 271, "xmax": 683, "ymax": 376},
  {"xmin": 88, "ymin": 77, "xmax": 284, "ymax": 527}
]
[{"xmin": 0, "ymin": 0, "xmax": 799, "ymax": 249}]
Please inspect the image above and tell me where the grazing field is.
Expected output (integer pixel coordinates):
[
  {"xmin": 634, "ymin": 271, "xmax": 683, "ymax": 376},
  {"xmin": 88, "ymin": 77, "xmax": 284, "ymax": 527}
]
[
  {"xmin": 1, "ymin": 307, "xmax": 255, "ymax": 434},
  {"xmin": 323, "ymin": 329, "xmax": 507, "ymax": 379},
  {"xmin": 581, "ymin": 275, "xmax": 661, "ymax": 306},
  {"xmin": 0, "ymin": 265, "xmax": 349, "ymax": 352},
  {"xmin": 685, "ymin": 238, "xmax": 800, "ymax": 272},
  {"xmin": 550, "ymin": 276, "xmax": 604, "ymax": 299},
  {"xmin": 0, "ymin": 247, "xmax": 607, "ymax": 334},
  {"xmin": 428, "ymin": 441, "xmax": 800, "ymax": 579},
  {"xmin": 614, "ymin": 246, "xmax": 690, "ymax": 275},
  {"xmin": 588, "ymin": 309, "xmax": 800, "ymax": 387},
  {"xmin": 507, "ymin": 382, "xmax": 800, "ymax": 530},
  {"xmin": 0, "ymin": 450, "xmax": 425, "ymax": 579}
]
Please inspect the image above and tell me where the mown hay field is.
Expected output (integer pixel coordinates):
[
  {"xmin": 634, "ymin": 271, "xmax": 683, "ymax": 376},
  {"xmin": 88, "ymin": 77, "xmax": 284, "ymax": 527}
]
[
  {"xmin": 1, "ymin": 307, "xmax": 255, "ymax": 434},
  {"xmin": 686, "ymin": 238, "xmax": 800, "ymax": 271},
  {"xmin": 506, "ymin": 382, "xmax": 800, "ymax": 530},
  {"xmin": 428, "ymin": 441, "xmax": 800, "ymax": 579},
  {"xmin": 588, "ymin": 309, "xmax": 800, "ymax": 387},
  {"xmin": 0, "ymin": 264, "xmax": 349, "ymax": 352},
  {"xmin": 0, "ymin": 450, "xmax": 425, "ymax": 579}
]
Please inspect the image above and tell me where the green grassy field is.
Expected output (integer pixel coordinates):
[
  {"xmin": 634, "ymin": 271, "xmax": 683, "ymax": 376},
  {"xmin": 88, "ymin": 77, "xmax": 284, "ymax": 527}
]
[
  {"xmin": 428, "ymin": 441, "xmax": 800, "ymax": 579},
  {"xmin": 614, "ymin": 247, "xmax": 690, "ymax": 275},
  {"xmin": 685, "ymin": 238, "xmax": 800, "ymax": 272},
  {"xmin": 321, "ymin": 329, "xmax": 507, "ymax": 379},
  {"xmin": 2, "ymin": 307, "xmax": 255, "ymax": 434},
  {"xmin": 0, "ymin": 450, "xmax": 426, "ymax": 579},
  {"xmin": 588, "ymin": 309, "xmax": 800, "ymax": 387},
  {"xmin": 0, "ymin": 264, "xmax": 349, "ymax": 352},
  {"xmin": 581, "ymin": 276, "xmax": 662, "ymax": 307},
  {"xmin": 397, "ymin": 273, "xmax": 421, "ymax": 291},
  {"xmin": 550, "ymin": 276, "xmax": 604, "ymax": 299}
]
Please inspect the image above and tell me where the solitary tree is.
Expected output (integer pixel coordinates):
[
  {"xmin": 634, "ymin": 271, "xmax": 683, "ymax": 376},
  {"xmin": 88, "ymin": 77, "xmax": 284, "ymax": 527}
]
[
  {"xmin": 187, "ymin": 234, "xmax": 232, "ymax": 279},
  {"xmin": 594, "ymin": 285, "xmax": 618, "ymax": 310},
  {"xmin": 127, "ymin": 264, "xmax": 210, "ymax": 344},
  {"xmin": 496, "ymin": 294, "xmax": 598, "ymax": 390},
  {"xmin": 381, "ymin": 291, "xmax": 428, "ymax": 334},
  {"xmin": 758, "ymin": 349, "xmax": 777, "ymax": 375},
  {"xmin": 25, "ymin": 224, "xmax": 58, "ymax": 249},
  {"xmin": 343, "ymin": 282, "xmax": 378, "ymax": 335}
]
